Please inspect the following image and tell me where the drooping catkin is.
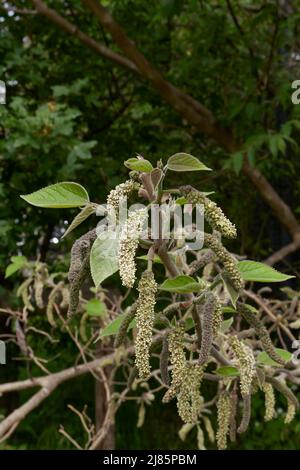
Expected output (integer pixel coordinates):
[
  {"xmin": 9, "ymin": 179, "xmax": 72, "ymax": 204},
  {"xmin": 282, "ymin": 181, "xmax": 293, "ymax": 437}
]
[
  {"xmin": 162, "ymin": 324, "xmax": 186, "ymax": 403},
  {"xmin": 216, "ymin": 392, "xmax": 231, "ymax": 450},
  {"xmin": 262, "ymin": 383, "xmax": 276, "ymax": 422},
  {"xmin": 188, "ymin": 250, "xmax": 216, "ymax": 275},
  {"xmin": 17, "ymin": 278, "xmax": 34, "ymax": 311},
  {"xmin": 197, "ymin": 293, "xmax": 217, "ymax": 365},
  {"xmin": 229, "ymin": 336, "xmax": 256, "ymax": 397},
  {"xmin": 266, "ymin": 376, "xmax": 299, "ymax": 411},
  {"xmin": 177, "ymin": 364, "xmax": 204, "ymax": 423},
  {"xmin": 237, "ymin": 394, "xmax": 251, "ymax": 434},
  {"xmin": 114, "ymin": 302, "xmax": 137, "ymax": 348},
  {"xmin": 238, "ymin": 303, "xmax": 287, "ymax": 366},
  {"xmin": 204, "ymin": 234, "xmax": 244, "ymax": 291},
  {"xmin": 118, "ymin": 208, "xmax": 147, "ymax": 288},
  {"xmin": 107, "ymin": 179, "xmax": 140, "ymax": 217},
  {"xmin": 34, "ymin": 278, "xmax": 44, "ymax": 309},
  {"xmin": 135, "ymin": 270, "xmax": 157, "ymax": 379},
  {"xmin": 180, "ymin": 186, "xmax": 237, "ymax": 238},
  {"xmin": 160, "ymin": 333, "xmax": 170, "ymax": 386},
  {"xmin": 285, "ymin": 401, "xmax": 296, "ymax": 424}
]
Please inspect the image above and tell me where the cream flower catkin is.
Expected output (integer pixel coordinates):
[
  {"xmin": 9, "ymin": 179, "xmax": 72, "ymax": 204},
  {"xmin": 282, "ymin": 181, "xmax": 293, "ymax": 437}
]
[
  {"xmin": 262, "ymin": 383, "xmax": 276, "ymax": 422},
  {"xmin": 229, "ymin": 335, "xmax": 256, "ymax": 397},
  {"xmin": 180, "ymin": 186, "xmax": 237, "ymax": 238},
  {"xmin": 162, "ymin": 324, "xmax": 186, "ymax": 403},
  {"xmin": 107, "ymin": 179, "xmax": 140, "ymax": 217},
  {"xmin": 135, "ymin": 270, "xmax": 157, "ymax": 379},
  {"xmin": 204, "ymin": 234, "xmax": 244, "ymax": 291},
  {"xmin": 216, "ymin": 392, "xmax": 231, "ymax": 450},
  {"xmin": 177, "ymin": 364, "xmax": 204, "ymax": 423},
  {"xmin": 118, "ymin": 208, "xmax": 147, "ymax": 288}
]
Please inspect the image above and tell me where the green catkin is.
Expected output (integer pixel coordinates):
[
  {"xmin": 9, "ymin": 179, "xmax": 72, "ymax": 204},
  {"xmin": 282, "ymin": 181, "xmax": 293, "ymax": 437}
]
[
  {"xmin": 229, "ymin": 389, "xmax": 238, "ymax": 442},
  {"xmin": 189, "ymin": 250, "xmax": 215, "ymax": 275},
  {"xmin": 17, "ymin": 278, "xmax": 34, "ymax": 311},
  {"xmin": 216, "ymin": 392, "xmax": 231, "ymax": 450},
  {"xmin": 238, "ymin": 303, "xmax": 288, "ymax": 366},
  {"xmin": 180, "ymin": 186, "xmax": 237, "ymax": 238},
  {"xmin": 204, "ymin": 234, "xmax": 244, "ymax": 291},
  {"xmin": 198, "ymin": 293, "xmax": 216, "ymax": 365},
  {"xmin": 162, "ymin": 324, "xmax": 186, "ymax": 403},
  {"xmin": 160, "ymin": 333, "xmax": 170, "ymax": 386},
  {"xmin": 107, "ymin": 180, "xmax": 140, "ymax": 217},
  {"xmin": 34, "ymin": 278, "xmax": 44, "ymax": 309},
  {"xmin": 237, "ymin": 394, "xmax": 251, "ymax": 434},
  {"xmin": 229, "ymin": 336, "xmax": 256, "ymax": 397},
  {"xmin": 285, "ymin": 400, "xmax": 296, "ymax": 424},
  {"xmin": 114, "ymin": 303, "xmax": 137, "ymax": 348},
  {"xmin": 118, "ymin": 208, "xmax": 147, "ymax": 288},
  {"xmin": 266, "ymin": 376, "xmax": 299, "ymax": 410},
  {"xmin": 177, "ymin": 364, "xmax": 204, "ymax": 423},
  {"xmin": 262, "ymin": 383, "xmax": 276, "ymax": 422},
  {"xmin": 135, "ymin": 270, "xmax": 157, "ymax": 379},
  {"xmin": 213, "ymin": 299, "xmax": 223, "ymax": 337}
]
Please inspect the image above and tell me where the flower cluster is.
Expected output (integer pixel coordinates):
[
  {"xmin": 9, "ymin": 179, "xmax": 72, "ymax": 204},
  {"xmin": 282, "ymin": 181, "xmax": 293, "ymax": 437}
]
[
  {"xmin": 162, "ymin": 324, "xmax": 186, "ymax": 403},
  {"xmin": 180, "ymin": 186, "xmax": 237, "ymax": 238},
  {"xmin": 118, "ymin": 208, "xmax": 147, "ymax": 288},
  {"xmin": 285, "ymin": 400, "xmax": 296, "ymax": 424},
  {"xmin": 205, "ymin": 234, "xmax": 244, "ymax": 291},
  {"xmin": 177, "ymin": 364, "xmax": 204, "ymax": 423},
  {"xmin": 107, "ymin": 179, "xmax": 140, "ymax": 217},
  {"xmin": 229, "ymin": 335, "xmax": 256, "ymax": 397},
  {"xmin": 216, "ymin": 392, "xmax": 231, "ymax": 450},
  {"xmin": 135, "ymin": 270, "xmax": 157, "ymax": 379}
]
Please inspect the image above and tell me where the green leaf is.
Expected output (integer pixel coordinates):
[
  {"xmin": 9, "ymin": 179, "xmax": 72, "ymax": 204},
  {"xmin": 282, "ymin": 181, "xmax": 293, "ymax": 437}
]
[
  {"xmin": 62, "ymin": 204, "xmax": 95, "ymax": 239},
  {"xmin": 90, "ymin": 231, "xmax": 119, "ymax": 287},
  {"xmin": 99, "ymin": 313, "xmax": 126, "ymax": 338},
  {"xmin": 20, "ymin": 182, "xmax": 89, "ymax": 208},
  {"xmin": 185, "ymin": 317, "xmax": 195, "ymax": 331},
  {"xmin": 5, "ymin": 256, "xmax": 27, "ymax": 278},
  {"xmin": 124, "ymin": 157, "xmax": 153, "ymax": 173},
  {"xmin": 221, "ymin": 273, "xmax": 239, "ymax": 307},
  {"xmin": 167, "ymin": 153, "xmax": 211, "ymax": 172},
  {"xmin": 85, "ymin": 298, "xmax": 107, "ymax": 317},
  {"xmin": 221, "ymin": 317, "xmax": 233, "ymax": 332},
  {"xmin": 216, "ymin": 366, "xmax": 240, "ymax": 377},
  {"xmin": 232, "ymin": 152, "xmax": 244, "ymax": 175},
  {"xmin": 137, "ymin": 254, "xmax": 163, "ymax": 264},
  {"xmin": 257, "ymin": 348, "xmax": 292, "ymax": 367},
  {"xmin": 160, "ymin": 275, "xmax": 204, "ymax": 293},
  {"xmin": 237, "ymin": 260, "xmax": 294, "ymax": 283}
]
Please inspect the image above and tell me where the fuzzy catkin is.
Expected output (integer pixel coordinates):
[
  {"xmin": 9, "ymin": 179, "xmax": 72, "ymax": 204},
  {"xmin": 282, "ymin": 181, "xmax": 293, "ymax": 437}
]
[
  {"xmin": 135, "ymin": 270, "xmax": 157, "ymax": 379},
  {"xmin": 204, "ymin": 234, "xmax": 244, "ymax": 290},
  {"xmin": 114, "ymin": 303, "xmax": 137, "ymax": 348},
  {"xmin": 216, "ymin": 392, "xmax": 231, "ymax": 450},
  {"xmin": 189, "ymin": 250, "xmax": 216, "ymax": 275},
  {"xmin": 267, "ymin": 376, "xmax": 299, "ymax": 410},
  {"xmin": 238, "ymin": 394, "xmax": 251, "ymax": 434},
  {"xmin": 262, "ymin": 383, "xmax": 276, "ymax": 422},
  {"xmin": 198, "ymin": 293, "xmax": 217, "ymax": 365},
  {"xmin": 162, "ymin": 324, "xmax": 186, "ymax": 403},
  {"xmin": 177, "ymin": 364, "xmax": 204, "ymax": 423},
  {"xmin": 118, "ymin": 208, "xmax": 147, "ymax": 288},
  {"xmin": 229, "ymin": 336, "xmax": 256, "ymax": 397},
  {"xmin": 107, "ymin": 180, "xmax": 140, "ymax": 217},
  {"xmin": 238, "ymin": 303, "xmax": 287, "ymax": 366},
  {"xmin": 160, "ymin": 333, "xmax": 170, "ymax": 386},
  {"xmin": 180, "ymin": 186, "xmax": 237, "ymax": 238},
  {"xmin": 285, "ymin": 401, "xmax": 296, "ymax": 424}
]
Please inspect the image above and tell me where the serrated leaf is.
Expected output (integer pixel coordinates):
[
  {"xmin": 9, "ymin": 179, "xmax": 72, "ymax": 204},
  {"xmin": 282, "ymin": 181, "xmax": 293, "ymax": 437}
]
[
  {"xmin": 124, "ymin": 157, "xmax": 153, "ymax": 173},
  {"xmin": 216, "ymin": 366, "xmax": 240, "ymax": 377},
  {"xmin": 221, "ymin": 273, "xmax": 239, "ymax": 307},
  {"xmin": 85, "ymin": 298, "xmax": 107, "ymax": 317},
  {"xmin": 159, "ymin": 275, "xmax": 204, "ymax": 293},
  {"xmin": 20, "ymin": 182, "xmax": 89, "ymax": 208},
  {"xmin": 257, "ymin": 348, "xmax": 292, "ymax": 367},
  {"xmin": 167, "ymin": 153, "xmax": 211, "ymax": 172},
  {"xmin": 238, "ymin": 260, "xmax": 294, "ymax": 283},
  {"xmin": 99, "ymin": 313, "xmax": 126, "ymax": 338},
  {"xmin": 62, "ymin": 204, "xmax": 95, "ymax": 239},
  {"xmin": 90, "ymin": 230, "xmax": 119, "ymax": 287}
]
